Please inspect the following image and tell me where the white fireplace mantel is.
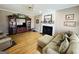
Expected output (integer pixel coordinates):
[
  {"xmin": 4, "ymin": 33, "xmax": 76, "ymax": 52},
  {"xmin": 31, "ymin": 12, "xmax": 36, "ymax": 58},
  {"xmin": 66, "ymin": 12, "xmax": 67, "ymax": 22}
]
[
  {"xmin": 41, "ymin": 23, "xmax": 55, "ymax": 35},
  {"xmin": 42, "ymin": 23, "xmax": 54, "ymax": 27}
]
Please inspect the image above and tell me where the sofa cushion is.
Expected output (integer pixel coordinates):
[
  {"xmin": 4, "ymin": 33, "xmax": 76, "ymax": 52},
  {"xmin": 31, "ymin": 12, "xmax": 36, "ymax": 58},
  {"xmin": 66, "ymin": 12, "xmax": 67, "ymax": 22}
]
[
  {"xmin": 59, "ymin": 38, "xmax": 69, "ymax": 54},
  {"xmin": 0, "ymin": 34, "xmax": 7, "ymax": 39},
  {"xmin": 0, "ymin": 37, "xmax": 12, "ymax": 51},
  {"xmin": 46, "ymin": 48, "xmax": 59, "ymax": 54},
  {"xmin": 64, "ymin": 33, "xmax": 69, "ymax": 38},
  {"xmin": 52, "ymin": 33, "xmax": 64, "ymax": 46},
  {"xmin": 63, "ymin": 33, "xmax": 70, "ymax": 42},
  {"xmin": 42, "ymin": 42, "xmax": 59, "ymax": 53},
  {"xmin": 0, "ymin": 37, "xmax": 11, "ymax": 44},
  {"xmin": 69, "ymin": 33, "xmax": 79, "ymax": 42},
  {"xmin": 66, "ymin": 41, "xmax": 79, "ymax": 54},
  {"xmin": 65, "ymin": 31, "xmax": 73, "ymax": 37},
  {"xmin": 38, "ymin": 35, "xmax": 54, "ymax": 48}
]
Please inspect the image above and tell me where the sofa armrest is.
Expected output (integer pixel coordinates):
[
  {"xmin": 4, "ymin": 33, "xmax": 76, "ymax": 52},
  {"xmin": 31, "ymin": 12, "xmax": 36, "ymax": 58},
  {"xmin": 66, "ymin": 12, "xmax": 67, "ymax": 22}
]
[{"xmin": 0, "ymin": 37, "xmax": 12, "ymax": 51}]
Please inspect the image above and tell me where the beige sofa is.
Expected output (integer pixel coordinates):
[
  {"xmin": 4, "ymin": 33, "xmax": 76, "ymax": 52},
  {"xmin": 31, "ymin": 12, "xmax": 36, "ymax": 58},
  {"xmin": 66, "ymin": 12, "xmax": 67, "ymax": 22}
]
[
  {"xmin": 0, "ymin": 37, "xmax": 12, "ymax": 51},
  {"xmin": 38, "ymin": 32, "xmax": 79, "ymax": 54},
  {"xmin": 38, "ymin": 35, "xmax": 54, "ymax": 48},
  {"xmin": 0, "ymin": 32, "xmax": 12, "ymax": 51}
]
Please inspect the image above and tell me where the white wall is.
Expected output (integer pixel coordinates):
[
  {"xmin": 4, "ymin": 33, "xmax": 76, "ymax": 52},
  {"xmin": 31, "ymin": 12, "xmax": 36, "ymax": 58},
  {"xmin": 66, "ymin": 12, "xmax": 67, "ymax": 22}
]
[
  {"xmin": 55, "ymin": 6, "xmax": 79, "ymax": 34},
  {"xmin": 34, "ymin": 15, "xmax": 42, "ymax": 32},
  {"xmin": 29, "ymin": 15, "xmax": 35, "ymax": 29},
  {"xmin": 34, "ymin": 6, "xmax": 79, "ymax": 35},
  {"xmin": 0, "ymin": 10, "xmax": 13, "ymax": 33}
]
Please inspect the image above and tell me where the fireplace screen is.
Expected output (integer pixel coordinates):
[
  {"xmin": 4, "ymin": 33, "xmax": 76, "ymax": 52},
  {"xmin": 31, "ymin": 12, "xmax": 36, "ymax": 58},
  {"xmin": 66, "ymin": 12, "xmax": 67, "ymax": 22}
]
[{"xmin": 43, "ymin": 26, "xmax": 52, "ymax": 36}]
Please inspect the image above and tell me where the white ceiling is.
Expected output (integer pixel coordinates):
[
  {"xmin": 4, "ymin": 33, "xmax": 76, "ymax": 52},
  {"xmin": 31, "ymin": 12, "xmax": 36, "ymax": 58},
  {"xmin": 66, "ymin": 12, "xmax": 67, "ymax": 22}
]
[
  {"xmin": 33, "ymin": 4, "xmax": 78, "ymax": 10},
  {"xmin": 0, "ymin": 4, "xmax": 78, "ymax": 16}
]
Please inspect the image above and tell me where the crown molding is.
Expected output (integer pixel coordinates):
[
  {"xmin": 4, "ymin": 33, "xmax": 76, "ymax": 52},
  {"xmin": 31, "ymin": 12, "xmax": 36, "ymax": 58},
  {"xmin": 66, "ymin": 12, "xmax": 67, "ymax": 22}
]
[{"xmin": 0, "ymin": 8, "xmax": 34, "ymax": 16}]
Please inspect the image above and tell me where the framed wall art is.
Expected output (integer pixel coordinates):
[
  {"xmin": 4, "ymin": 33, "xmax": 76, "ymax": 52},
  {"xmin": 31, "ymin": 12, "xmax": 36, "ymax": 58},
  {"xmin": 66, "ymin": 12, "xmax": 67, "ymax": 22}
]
[
  {"xmin": 44, "ymin": 14, "xmax": 52, "ymax": 24},
  {"xmin": 65, "ymin": 14, "xmax": 74, "ymax": 20},
  {"xmin": 36, "ymin": 19, "xmax": 39, "ymax": 24},
  {"xmin": 64, "ymin": 21, "xmax": 76, "ymax": 27}
]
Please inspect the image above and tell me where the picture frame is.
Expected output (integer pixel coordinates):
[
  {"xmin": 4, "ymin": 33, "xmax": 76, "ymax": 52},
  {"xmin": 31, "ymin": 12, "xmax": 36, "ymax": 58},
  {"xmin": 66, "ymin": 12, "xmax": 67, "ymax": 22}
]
[
  {"xmin": 65, "ymin": 14, "xmax": 74, "ymax": 20},
  {"xmin": 36, "ymin": 19, "xmax": 39, "ymax": 24},
  {"xmin": 64, "ymin": 21, "xmax": 76, "ymax": 27},
  {"xmin": 44, "ymin": 14, "xmax": 52, "ymax": 24}
]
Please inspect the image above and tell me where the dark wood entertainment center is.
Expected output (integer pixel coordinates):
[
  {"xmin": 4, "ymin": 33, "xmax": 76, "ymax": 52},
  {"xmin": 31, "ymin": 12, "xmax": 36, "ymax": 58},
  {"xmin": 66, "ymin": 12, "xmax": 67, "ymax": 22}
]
[{"xmin": 8, "ymin": 14, "xmax": 31, "ymax": 35}]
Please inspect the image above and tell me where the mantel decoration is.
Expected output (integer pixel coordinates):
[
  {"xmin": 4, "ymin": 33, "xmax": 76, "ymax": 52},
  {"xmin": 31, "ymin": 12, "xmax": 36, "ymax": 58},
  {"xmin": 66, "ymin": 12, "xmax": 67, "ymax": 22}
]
[
  {"xmin": 36, "ymin": 19, "xmax": 39, "ymax": 24},
  {"xmin": 43, "ymin": 14, "xmax": 53, "ymax": 24},
  {"xmin": 65, "ymin": 14, "xmax": 74, "ymax": 20}
]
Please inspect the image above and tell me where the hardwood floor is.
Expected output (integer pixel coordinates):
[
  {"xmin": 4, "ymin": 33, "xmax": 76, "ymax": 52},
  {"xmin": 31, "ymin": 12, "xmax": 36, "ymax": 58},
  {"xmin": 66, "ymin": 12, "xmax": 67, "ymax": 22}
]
[{"xmin": 6, "ymin": 32, "xmax": 42, "ymax": 54}]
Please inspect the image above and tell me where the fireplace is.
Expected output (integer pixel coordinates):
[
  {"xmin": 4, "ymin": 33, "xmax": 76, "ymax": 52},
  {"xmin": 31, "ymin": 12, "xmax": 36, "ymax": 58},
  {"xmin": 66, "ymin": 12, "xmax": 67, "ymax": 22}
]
[{"xmin": 43, "ymin": 26, "xmax": 53, "ymax": 36}]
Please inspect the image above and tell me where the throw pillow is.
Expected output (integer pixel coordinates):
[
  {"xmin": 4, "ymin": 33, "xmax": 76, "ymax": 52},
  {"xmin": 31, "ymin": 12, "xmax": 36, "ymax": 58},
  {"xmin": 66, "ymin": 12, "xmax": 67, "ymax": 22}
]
[
  {"xmin": 69, "ymin": 33, "xmax": 79, "ymax": 42},
  {"xmin": 59, "ymin": 38, "xmax": 69, "ymax": 54},
  {"xmin": 63, "ymin": 33, "xmax": 70, "ymax": 42},
  {"xmin": 66, "ymin": 42, "xmax": 79, "ymax": 54},
  {"xmin": 64, "ymin": 33, "xmax": 69, "ymax": 38},
  {"xmin": 65, "ymin": 31, "xmax": 73, "ymax": 37}
]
